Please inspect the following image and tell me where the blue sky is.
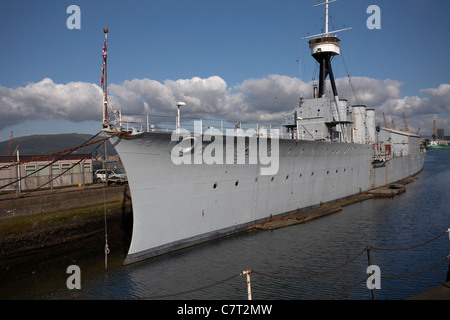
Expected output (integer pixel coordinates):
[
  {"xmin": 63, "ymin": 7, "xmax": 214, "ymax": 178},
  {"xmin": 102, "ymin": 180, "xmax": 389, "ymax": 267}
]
[{"xmin": 1, "ymin": 0, "xmax": 449, "ymax": 143}]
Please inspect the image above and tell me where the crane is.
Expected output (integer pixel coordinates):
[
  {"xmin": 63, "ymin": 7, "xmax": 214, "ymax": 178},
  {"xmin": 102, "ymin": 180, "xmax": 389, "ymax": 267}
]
[
  {"xmin": 382, "ymin": 112, "xmax": 387, "ymax": 128},
  {"xmin": 432, "ymin": 120, "xmax": 437, "ymax": 141},
  {"xmin": 12, "ymin": 144, "xmax": 19, "ymax": 156},
  {"xmin": 403, "ymin": 113, "xmax": 410, "ymax": 132}
]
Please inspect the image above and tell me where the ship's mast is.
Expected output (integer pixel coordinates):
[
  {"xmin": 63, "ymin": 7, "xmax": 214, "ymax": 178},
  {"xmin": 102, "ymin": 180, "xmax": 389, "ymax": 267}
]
[
  {"xmin": 303, "ymin": 0, "xmax": 351, "ymax": 99},
  {"xmin": 324, "ymin": 0, "xmax": 331, "ymax": 36},
  {"xmin": 102, "ymin": 28, "xmax": 109, "ymax": 126}
]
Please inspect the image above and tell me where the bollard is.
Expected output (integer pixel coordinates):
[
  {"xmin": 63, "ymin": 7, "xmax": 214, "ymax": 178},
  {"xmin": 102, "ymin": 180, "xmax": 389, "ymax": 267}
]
[
  {"xmin": 366, "ymin": 246, "xmax": 376, "ymax": 300},
  {"xmin": 242, "ymin": 270, "xmax": 252, "ymax": 300}
]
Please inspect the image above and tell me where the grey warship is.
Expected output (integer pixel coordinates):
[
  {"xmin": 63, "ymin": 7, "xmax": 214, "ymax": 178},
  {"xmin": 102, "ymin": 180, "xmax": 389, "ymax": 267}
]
[{"xmin": 102, "ymin": 1, "xmax": 426, "ymax": 265}]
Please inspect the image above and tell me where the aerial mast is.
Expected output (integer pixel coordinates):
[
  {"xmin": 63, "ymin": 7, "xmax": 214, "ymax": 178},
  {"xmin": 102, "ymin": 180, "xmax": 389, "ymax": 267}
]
[{"xmin": 303, "ymin": 0, "xmax": 351, "ymax": 99}]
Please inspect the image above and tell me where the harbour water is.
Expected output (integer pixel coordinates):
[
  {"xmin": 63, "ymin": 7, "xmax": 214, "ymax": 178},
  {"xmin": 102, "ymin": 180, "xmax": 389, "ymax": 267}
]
[{"xmin": 0, "ymin": 149, "xmax": 449, "ymax": 300}]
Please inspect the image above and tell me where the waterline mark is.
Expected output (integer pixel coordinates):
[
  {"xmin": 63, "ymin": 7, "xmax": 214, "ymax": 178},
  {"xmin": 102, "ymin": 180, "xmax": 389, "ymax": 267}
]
[{"xmin": 170, "ymin": 121, "xmax": 279, "ymax": 176}]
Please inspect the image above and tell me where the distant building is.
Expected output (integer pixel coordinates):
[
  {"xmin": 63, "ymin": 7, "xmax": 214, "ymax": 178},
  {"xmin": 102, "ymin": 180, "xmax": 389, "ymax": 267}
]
[
  {"xmin": 437, "ymin": 128, "xmax": 445, "ymax": 140},
  {"xmin": 0, "ymin": 154, "xmax": 93, "ymax": 193}
]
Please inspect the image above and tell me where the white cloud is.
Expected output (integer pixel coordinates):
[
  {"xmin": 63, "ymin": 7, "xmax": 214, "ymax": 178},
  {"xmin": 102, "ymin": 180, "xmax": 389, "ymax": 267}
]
[
  {"xmin": 0, "ymin": 76, "xmax": 449, "ymax": 137},
  {"xmin": 0, "ymin": 78, "xmax": 102, "ymax": 129},
  {"xmin": 335, "ymin": 77, "xmax": 402, "ymax": 107}
]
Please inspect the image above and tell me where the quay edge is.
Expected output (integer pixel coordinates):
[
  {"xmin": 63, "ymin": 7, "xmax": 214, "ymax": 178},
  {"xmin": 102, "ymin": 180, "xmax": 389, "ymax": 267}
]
[{"xmin": 0, "ymin": 185, "xmax": 132, "ymax": 267}]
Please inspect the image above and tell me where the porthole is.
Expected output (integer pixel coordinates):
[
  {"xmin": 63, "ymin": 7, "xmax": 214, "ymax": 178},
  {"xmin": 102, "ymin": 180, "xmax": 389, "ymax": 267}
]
[
  {"xmin": 235, "ymin": 180, "xmax": 239, "ymax": 187},
  {"xmin": 311, "ymin": 172, "xmax": 314, "ymax": 176},
  {"xmin": 213, "ymin": 183, "xmax": 217, "ymax": 189},
  {"xmin": 286, "ymin": 175, "xmax": 289, "ymax": 180},
  {"xmin": 271, "ymin": 177, "xmax": 275, "ymax": 182},
  {"xmin": 327, "ymin": 170, "xmax": 329, "ymax": 174}
]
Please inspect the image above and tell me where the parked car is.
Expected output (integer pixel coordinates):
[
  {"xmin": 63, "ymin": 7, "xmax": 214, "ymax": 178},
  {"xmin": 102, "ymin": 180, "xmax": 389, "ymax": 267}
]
[{"xmin": 94, "ymin": 169, "xmax": 127, "ymax": 185}]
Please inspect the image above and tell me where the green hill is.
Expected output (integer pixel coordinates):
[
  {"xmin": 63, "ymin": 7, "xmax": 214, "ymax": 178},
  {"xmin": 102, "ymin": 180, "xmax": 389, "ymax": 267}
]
[{"xmin": 0, "ymin": 133, "xmax": 117, "ymax": 158}]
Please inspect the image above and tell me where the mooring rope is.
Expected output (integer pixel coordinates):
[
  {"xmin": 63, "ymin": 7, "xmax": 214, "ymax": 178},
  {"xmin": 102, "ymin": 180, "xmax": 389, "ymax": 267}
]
[
  {"xmin": 101, "ymin": 139, "xmax": 111, "ymax": 270},
  {"xmin": 370, "ymin": 230, "xmax": 448, "ymax": 252},
  {"xmin": 68, "ymin": 229, "xmax": 449, "ymax": 300},
  {"xmin": 0, "ymin": 131, "xmax": 121, "ymax": 171},
  {"xmin": 0, "ymin": 131, "xmax": 104, "ymax": 192},
  {"xmin": 251, "ymin": 248, "xmax": 367, "ymax": 280},
  {"xmin": 103, "ymin": 177, "xmax": 109, "ymax": 270},
  {"xmin": 0, "ymin": 130, "xmax": 121, "ymax": 267},
  {"xmin": 75, "ymin": 272, "xmax": 243, "ymax": 300}
]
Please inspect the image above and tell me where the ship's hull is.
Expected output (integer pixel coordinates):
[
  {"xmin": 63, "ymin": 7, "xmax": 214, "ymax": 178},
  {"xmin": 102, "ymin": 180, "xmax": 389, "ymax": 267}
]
[
  {"xmin": 108, "ymin": 131, "xmax": 425, "ymax": 265},
  {"xmin": 426, "ymin": 145, "xmax": 450, "ymax": 150}
]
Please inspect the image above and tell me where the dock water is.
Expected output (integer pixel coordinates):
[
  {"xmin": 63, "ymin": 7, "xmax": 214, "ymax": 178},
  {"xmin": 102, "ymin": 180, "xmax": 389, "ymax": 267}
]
[
  {"xmin": 255, "ymin": 178, "xmax": 411, "ymax": 231},
  {"xmin": 0, "ymin": 174, "xmax": 450, "ymax": 300}
]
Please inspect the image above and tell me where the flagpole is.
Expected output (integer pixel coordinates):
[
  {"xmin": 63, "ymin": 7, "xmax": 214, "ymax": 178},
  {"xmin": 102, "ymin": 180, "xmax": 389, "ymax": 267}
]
[{"xmin": 102, "ymin": 27, "xmax": 109, "ymax": 125}]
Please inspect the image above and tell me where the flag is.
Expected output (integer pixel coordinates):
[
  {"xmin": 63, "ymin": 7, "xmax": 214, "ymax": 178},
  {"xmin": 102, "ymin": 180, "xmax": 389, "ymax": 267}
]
[
  {"xmin": 100, "ymin": 61, "xmax": 105, "ymax": 87},
  {"xmin": 102, "ymin": 39, "xmax": 107, "ymax": 59},
  {"xmin": 100, "ymin": 39, "xmax": 107, "ymax": 87}
]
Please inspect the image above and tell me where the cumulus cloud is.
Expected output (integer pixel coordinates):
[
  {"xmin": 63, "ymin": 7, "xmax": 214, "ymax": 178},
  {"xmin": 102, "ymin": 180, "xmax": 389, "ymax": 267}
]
[
  {"xmin": 335, "ymin": 77, "xmax": 450, "ymax": 134},
  {"xmin": 0, "ymin": 78, "xmax": 102, "ymax": 129},
  {"xmin": 0, "ymin": 75, "xmax": 448, "ymax": 136},
  {"xmin": 335, "ymin": 77, "xmax": 402, "ymax": 107}
]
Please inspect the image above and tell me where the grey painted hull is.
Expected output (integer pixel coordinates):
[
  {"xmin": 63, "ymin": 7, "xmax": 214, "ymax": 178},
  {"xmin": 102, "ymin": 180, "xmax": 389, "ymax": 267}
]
[{"xmin": 108, "ymin": 131, "xmax": 425, "ymax": 265}]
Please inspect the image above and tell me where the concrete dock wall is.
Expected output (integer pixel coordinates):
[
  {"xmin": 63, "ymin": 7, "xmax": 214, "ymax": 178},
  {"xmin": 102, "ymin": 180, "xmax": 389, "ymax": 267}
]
[
  {"xmin": 0, "ymin": 185, "xmax": 129, "ymax": 221},
  {"xmin": 0, "ymin": 185, "xmax": 132, "ymax": 265}
]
